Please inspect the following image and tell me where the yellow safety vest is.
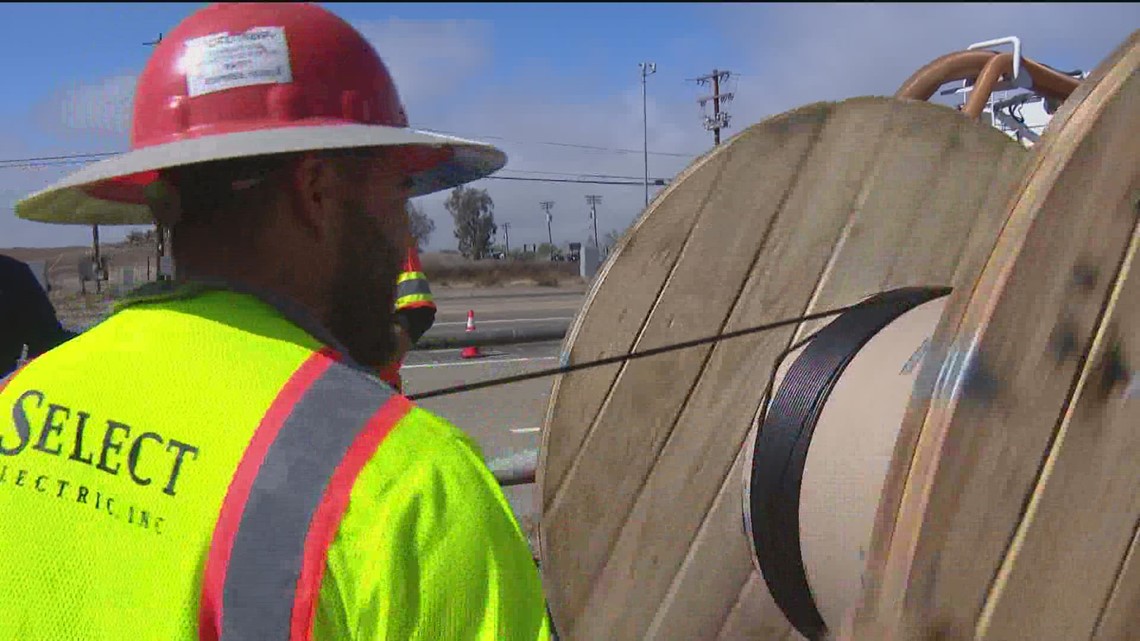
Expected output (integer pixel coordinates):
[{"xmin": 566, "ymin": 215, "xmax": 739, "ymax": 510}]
[
  {"xmin": 0, "ymin": 282, "xmax": 551, "ymax": 641},
  {"xmin": 395, "ymin": 236, "xmax": 434, "ymax": 314},
  {"xmin": 395, "ymin": 269, "xmax": 434, "ymax": 313}
]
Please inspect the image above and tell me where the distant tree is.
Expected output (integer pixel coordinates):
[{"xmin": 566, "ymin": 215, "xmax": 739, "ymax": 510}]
[
  {"xmin": 445, "ymin": 185, "xmax": 497, "ymax": 259},
  {"xmin": 125, "ymin": 229, "xmax": 157, "ymax": 246},
  {"xmin": 603, "ymin": 229, "xmax": 623, "ymax": 250},
  {"xmin": 406, "ymin": 200, "xmax": 435, "ymax": 251},
  {"xmin": 603, "ymin": 221, "xmax": 635, "ymax": 253}
]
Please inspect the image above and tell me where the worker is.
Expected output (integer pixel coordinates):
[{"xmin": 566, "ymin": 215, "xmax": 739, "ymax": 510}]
[
  {"xmin": 2, "ymin": 3, "xmax": 552, "ymax": 640},
  {"xmin": 0, "ymin": 253, "xmax": 75, "ymax": 378},
  {"xmin": 379, "ymin": 231, "xmax": 437, "ymax": 392}
]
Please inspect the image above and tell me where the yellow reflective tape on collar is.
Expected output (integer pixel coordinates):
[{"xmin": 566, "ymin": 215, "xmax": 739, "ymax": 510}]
[
  {"xmin": 396, "ymin": 271, "xmax": 428, "ymax": 284},
  {"xmin": 395, "ymin": 293, "xmax": 434, "ymax": 309}
]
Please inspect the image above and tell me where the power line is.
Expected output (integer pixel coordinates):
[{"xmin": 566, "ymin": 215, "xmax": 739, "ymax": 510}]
[
  {"xmin": 0, "ymin": 154, "xmax": 670, "ymax": 182},
  {"xmin": 0, "ymin": 155, "xmax": 672, "ymax": 187},
  {"xmin": 487, "ymin": 175, "xmax": 668, "ymax": 187},
  {"xmin": 0, "ymin": 133, "xmax": 701, "ymax": 167},
  {"xmin": 412, "ymin": 125, "xmax": 695, "ymax": 158},
  {"xmin": 0, "ymin": 155, "xmax": 679, "ymax": 183},
  {"xmin": 0, "ymin": 151, "xmax": 116, "ymax": 165},
  {"xmin": 476, "ymin": 167, "xmax": 673, "ymax": 183},
  {"xmin": 0, "ymin": 132, "xmax": 698, "ymax": 167},
  {"xmin": 493, "ymin": 168, "xmax": 672, "ymax": 180},
  {"xmin": 406, "ymin": 295, "xmax": 895, "ymax": 402}
]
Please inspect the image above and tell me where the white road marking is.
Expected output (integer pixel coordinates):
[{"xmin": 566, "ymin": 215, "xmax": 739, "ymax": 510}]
[
  {"xmin": 401, "ymin": 356, "xmax": 559, "ymax": 369},
  {"xmin": 510, "ymin": 427, "xmax": 542, "ymax": 434},
  {"xmin": 432, "ymin": 316, "xmax": 575, "ymax": 327}
]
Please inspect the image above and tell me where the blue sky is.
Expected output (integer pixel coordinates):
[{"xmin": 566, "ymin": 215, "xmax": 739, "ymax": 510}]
[{"xmin": 2, "ymin": 3, "xmax": 1138, "ymax": 250}]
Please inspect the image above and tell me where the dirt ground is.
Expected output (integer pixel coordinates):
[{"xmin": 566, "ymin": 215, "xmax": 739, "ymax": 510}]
[{"xmin": 2, "ymin": 242, "xmax": 587, "ymax": 331}]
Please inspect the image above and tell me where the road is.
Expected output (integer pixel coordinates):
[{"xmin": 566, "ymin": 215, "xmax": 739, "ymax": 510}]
[
  {"xmin": 402, "ymin": 340, "xmax": 564, "ymax": 552},
  {"xmin": 419, "ymin": 286, "xmax": 586, "ymax": 343}
]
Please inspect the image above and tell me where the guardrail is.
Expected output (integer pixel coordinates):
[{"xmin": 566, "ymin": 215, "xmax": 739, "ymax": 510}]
[{"xmin": 488, "ymin": 448, "xmax": 539, "ymax": 487}]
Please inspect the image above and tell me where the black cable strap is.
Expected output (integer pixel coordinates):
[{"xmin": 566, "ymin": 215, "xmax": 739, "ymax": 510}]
[{"xmin": 406, "ymin": 296, "xmax": 903, "ymax": 401}]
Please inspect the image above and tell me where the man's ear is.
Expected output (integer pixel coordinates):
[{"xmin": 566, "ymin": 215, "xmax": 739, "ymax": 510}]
[{"xmin": 286, "ymin": 153, "xmax": 340, "ymax": 241}]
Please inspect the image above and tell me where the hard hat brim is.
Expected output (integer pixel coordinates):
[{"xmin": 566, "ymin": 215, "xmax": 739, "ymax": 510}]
[{"xmin": 14, "ymin": 123, "xmax": 507, "ymax": 225}]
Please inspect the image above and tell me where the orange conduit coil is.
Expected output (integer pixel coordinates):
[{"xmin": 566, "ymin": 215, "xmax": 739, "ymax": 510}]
[{"xmin": 895, "ymin": 49, "xmax": 1081, "ymax": 119}]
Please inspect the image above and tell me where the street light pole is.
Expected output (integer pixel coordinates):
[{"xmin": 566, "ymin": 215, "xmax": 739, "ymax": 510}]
[{"xmin": 639, "ymin": 61, "xmax": 656, "ymax": 208}]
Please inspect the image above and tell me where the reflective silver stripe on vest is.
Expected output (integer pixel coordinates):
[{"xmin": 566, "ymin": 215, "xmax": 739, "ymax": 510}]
[
  {"xmin": 397, "ymin": 277, "xmax": 432, "ymax": 298},
  {"xmin": 222, "ymin": 360, "xmax": 396, "ymax": 640}
]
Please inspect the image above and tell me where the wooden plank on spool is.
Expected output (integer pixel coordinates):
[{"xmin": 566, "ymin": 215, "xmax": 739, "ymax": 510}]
[
  {"xmin": 717, "ymin": 571, "xmax": 804, "ymax": 641},
  {"xmin": 1094, "ymin": 526, "xmax": 1140, "ymax": 641},
  {"xmin": 536, "ymin": 133, "xmax": 735, "ymax": 505},
  {"xmin": 539, "ymin": 94, "xmax": 1029, "ymax": 640},
  {"xmin": 977, "ymin": 202, "xmax": 1140, "ymax": 640},
  {"xmin": 648, "ymin": 447, "xmax": 789, "ymax": 640},
  {"xmin": 850, "ymin": 30, "xmax": 1140, "ymax": 641}
]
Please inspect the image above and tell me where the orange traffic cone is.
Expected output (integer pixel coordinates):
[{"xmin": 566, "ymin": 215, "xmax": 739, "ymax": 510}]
[{"xmin": 461, "ymin": 310, "xmax": 483, "ymax": 359}]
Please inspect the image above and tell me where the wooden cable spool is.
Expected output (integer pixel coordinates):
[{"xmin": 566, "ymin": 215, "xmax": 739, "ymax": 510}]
[
  {"xmin": 846, "ymin": 29, "xmax": 1140, "ymax": 641},
  {"xmin": 537, "ymin": 29, "xmax": 1139, "ymax": 641}
]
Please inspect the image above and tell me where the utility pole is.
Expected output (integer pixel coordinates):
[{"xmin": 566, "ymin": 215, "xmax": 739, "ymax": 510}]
[
  {"xmin": 693, "ymin": 69, "xmax": 734, "ymax": 145},
  {"xmin": 502, "ymin": 222, "xmax": 511, "ymax": 256},
  {"xmin": 91, "ymin": 224, "xmax": 101, "ymax": 293},
  {"xmin": 639, "ymin": 62, "xmax": 656, "ymax": 208},
  {"xmin": 540, "ymin": 201, "xmax": 555, "ymax": 249},
  {"xmin": 585, "ymin": 195, "xmax": 602, "ymax": 249},
  {"xmin": 145, "ymin": 33, "xmax": 167, "ymax": 280}
]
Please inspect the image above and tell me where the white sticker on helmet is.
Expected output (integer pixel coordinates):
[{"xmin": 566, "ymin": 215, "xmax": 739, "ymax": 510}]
[{"xmin": 183, "ymin": 26, "xmax": 293, "ymax": 98}]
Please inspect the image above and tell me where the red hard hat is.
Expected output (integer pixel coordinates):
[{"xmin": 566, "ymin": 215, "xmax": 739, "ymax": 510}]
[{"xmin": 16, "ymin": 2, "xmax": 506, "ymax": 225}]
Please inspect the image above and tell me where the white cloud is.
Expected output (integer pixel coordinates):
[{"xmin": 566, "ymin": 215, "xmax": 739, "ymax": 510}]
[
  {"xmin": 38, "ymin": 74, "xmax": 138, "ymax": 137},
  {"xmin": 25, "ymin": 17, "xmax": 494, "ymax": 140},
  {"xmin": 353, "ymin": 18, "xmax": 494, "ymax": 115}
]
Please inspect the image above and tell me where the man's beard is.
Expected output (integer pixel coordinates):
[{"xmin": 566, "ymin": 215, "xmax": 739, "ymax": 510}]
[{"xmin": 326, "ymin": 203, "xmax": 401, "ymax": 370}]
